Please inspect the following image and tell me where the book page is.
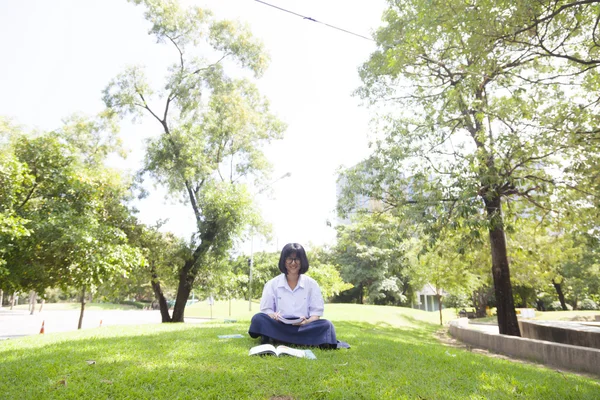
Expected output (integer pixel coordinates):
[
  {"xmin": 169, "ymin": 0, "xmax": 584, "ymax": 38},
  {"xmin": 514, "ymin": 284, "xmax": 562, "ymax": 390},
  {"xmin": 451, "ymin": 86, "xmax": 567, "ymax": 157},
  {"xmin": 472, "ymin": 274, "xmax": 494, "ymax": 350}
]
[
  {"xmin": 249, "ymin": 344, "xmax": 277, "ymax": 356},
  {"xmin": 275, "ymin": 345, "xmax": 306, "ymax": 358}
]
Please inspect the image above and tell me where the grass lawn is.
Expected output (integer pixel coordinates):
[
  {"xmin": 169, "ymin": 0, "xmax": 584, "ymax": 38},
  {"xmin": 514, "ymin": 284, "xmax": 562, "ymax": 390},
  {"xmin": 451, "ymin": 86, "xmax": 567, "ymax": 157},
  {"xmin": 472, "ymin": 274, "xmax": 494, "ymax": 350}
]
[
  {"xmin": 184, "ymin": 300, "xmax": 459, "ymax": 326},
  {"xmin": 1, "ymin": 303, "xmax": 599, "ymax": 399}
]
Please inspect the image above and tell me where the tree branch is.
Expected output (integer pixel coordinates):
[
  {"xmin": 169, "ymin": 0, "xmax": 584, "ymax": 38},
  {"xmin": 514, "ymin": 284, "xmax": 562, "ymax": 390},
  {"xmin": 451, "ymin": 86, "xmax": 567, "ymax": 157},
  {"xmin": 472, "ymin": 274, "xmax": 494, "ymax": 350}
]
[{"xmin": 17, "ymin": 182, "xmax": 38, "ymax": 210}]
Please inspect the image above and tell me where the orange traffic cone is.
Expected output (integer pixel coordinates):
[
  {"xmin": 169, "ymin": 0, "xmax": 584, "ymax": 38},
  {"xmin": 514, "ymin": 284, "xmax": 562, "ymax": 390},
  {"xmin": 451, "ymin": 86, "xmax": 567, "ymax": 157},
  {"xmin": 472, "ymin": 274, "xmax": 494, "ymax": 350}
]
[
  {"xmin": 99, "ymin": 319, "xmax": 103, "ymax": 328},
  {"xmin": 39, "ymin": 320, "xmax": 45, "ymax": 334}
]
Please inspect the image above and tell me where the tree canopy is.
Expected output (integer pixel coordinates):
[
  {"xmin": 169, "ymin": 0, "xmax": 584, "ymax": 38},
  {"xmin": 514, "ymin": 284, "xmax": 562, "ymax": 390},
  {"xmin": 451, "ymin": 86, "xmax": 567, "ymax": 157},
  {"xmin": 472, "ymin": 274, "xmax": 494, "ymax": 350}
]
[
  {"xmin": 103, "ymin": 0, "xmax": 285, "ymax": 322},
  {"xmin": 339, "ymin": 0, "xmax": 600, "ymax": 335},
  {"xmin": 0, "ymin": 115, "xmax": 143, "ymax": 326}
]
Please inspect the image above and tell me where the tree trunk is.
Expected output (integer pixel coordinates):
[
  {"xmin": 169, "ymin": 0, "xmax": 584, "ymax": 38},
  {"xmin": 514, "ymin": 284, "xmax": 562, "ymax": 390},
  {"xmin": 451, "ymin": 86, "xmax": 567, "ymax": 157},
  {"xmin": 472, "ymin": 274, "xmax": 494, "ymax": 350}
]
[
  {"xmin": 171, "ymin": 233, "xmax": 216, "ymax": 323},
  {"xmin": 359, "ymin": 284, "xmax": 364, "ymax": 305},
  {"xmin": 78, "ymin": 286, "xmax": 86, "ymax": 330},
  {"xmin": 485, "ymin": 196, "xmax": 520, "ymax": 336},
  {"xmin": 171, "ymin": 260, "xmax": 195, "ymax": 322},
  {"xmin": 29, "ymin": 291, "xmax": 36, "ymax": 315},
  {"xmin": 473, "ymin": 286, "xmax": 490, "ymax": 318},
  {"xmin": 150, "ymin": 262, "xmax": 172, "ymax": 322},
  {"xmin": 0, "ymin": 289, "xmax": 3, "ymax": 308},
  {"xmin": 535, "ymin": 298, "xmax": 546, "ymax": 311},
  {"xmin": 10, "ymin": 292, "xmax": 15, "ymax": 310},
  {"xmin": 552, "ymin": 279, "xmax": 567, "ymax": 310},
  {"xmin": 39, "ymin": 299, "xmax": 45, "ymax": 312}
]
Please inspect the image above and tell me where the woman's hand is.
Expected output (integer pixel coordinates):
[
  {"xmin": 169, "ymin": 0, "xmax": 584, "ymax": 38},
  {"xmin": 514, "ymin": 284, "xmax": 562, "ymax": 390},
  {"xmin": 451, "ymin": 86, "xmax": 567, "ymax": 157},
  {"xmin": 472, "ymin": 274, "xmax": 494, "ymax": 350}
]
[
  {"xmin": 293, "ymin": 316, "xmax": 319, "ymax": 326},
  {"xmin": 268, "ymin": 312, "xmax": 281, "ymax": 320},
  {"xmin": 292, "ymin": 316, "xmax": 306, "ymax": 326}
]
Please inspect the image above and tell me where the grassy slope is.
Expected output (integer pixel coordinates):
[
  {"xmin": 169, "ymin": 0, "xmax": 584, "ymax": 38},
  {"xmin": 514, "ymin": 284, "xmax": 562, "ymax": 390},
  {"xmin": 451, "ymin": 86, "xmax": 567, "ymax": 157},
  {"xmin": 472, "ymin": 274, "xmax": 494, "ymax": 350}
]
[
  {"xmin": 183, "ymin": 300, "xmax": 459, "ymax": 325},
  {"xmin": 14, "ymin": 300, "xmax": 597, "ymax": 323},
  {"xmin": 1, "ymin": 302, "xmax": 599, "ymax": 399}
]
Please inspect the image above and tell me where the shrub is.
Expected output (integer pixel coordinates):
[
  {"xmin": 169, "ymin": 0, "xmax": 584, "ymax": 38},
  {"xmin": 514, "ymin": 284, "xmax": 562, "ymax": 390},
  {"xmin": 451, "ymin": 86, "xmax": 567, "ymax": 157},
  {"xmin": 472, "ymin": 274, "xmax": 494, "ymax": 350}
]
[
  {"xmin": 547, "ymin": 301, "xmax": 573, "ymax": 311},
  {"xmin": 536, "ymin": 292, "xmax": 554, "ymax": 310},
  {"xmin": 120, "ymin": 300, "xmax": 145, "ymax": 309},
  {"xmin": 444, "ymin": 293, "xmax": 471, "ymax": 309},
  {"xmin": 578, "ymin": 299, "xmax": 598, "ymax": 310}
]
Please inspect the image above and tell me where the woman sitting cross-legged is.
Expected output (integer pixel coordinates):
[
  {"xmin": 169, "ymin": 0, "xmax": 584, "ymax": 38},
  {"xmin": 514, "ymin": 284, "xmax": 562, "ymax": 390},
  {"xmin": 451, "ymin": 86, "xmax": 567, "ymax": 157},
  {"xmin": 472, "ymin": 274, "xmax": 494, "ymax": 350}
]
[{"xmin": 248, "ymin": 243, "xmax": 345, "ymax": 349}]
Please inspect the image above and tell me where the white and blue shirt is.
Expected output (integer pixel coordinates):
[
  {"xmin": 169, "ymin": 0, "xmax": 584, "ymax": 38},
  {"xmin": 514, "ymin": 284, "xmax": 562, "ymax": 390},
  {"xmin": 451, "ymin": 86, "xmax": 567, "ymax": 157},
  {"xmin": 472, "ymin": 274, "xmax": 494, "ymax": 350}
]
[{"xmin": 259, "ymin": 274, "xmax": 324, "ymax": 318}]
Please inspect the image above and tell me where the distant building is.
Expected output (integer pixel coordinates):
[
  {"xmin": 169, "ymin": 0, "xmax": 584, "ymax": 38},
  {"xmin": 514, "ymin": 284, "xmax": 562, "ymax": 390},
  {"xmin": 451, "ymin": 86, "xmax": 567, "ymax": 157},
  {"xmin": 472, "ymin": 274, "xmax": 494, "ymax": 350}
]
[{"xmin": 412, "ymin": 283, "xmax": 448, "ymax": 312}]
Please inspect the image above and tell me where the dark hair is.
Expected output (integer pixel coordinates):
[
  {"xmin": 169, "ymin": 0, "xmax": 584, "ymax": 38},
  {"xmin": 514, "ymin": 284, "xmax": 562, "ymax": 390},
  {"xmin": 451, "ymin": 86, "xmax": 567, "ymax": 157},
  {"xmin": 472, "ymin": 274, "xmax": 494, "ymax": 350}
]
[{"xmin": 278, "ymin": 243, "xmax": 309, "ymax": 275}]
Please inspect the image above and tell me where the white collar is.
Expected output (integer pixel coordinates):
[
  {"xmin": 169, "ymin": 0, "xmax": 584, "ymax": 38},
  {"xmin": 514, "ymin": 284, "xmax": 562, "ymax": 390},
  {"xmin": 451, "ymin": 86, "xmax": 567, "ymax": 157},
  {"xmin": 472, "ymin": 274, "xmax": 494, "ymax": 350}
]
[{"xmin": 277, "ymin": 273, "xmax": 304, "ymax": 289}]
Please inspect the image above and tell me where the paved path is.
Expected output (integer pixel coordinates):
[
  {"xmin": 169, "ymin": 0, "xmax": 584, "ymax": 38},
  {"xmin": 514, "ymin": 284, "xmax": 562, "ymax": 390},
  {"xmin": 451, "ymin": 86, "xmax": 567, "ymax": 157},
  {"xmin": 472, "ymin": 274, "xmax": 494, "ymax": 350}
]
[
  {"xmin": 1, "ymin": 308, "xmax": 504, "ymax": 340},
  {"xmin": 467, "ymin": 322, "xmax": 499, "ymax": 334},
  {"xmin": 0, "ymin": 308, "xmax": 207, "ymax": 340}
]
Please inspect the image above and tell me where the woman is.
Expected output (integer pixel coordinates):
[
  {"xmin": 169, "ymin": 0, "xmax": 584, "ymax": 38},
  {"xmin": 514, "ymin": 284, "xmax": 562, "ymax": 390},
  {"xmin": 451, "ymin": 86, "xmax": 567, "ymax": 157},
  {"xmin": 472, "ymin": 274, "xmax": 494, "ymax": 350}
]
[{"xmin": 248, "ymin": 243, "xmax": 341, "ymax": 348}]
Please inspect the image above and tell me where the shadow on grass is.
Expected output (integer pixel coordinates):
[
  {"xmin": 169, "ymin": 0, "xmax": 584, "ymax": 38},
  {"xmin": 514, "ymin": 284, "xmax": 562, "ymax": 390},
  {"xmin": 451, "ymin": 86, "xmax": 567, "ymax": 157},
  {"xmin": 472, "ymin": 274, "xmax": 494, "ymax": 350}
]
[{"xmin": 0, "ymin": 321, "xmax": 599, "ymax": 399}]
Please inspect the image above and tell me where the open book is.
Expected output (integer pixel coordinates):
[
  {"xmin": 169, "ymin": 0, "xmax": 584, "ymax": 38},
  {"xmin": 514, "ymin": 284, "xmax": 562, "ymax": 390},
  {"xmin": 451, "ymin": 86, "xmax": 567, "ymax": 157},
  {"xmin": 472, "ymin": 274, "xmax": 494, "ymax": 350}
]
[
  {"xmin": 249, "ymin": 344, "xmax": 316, "ymax": 359},
  {"xmin": 277, "ymin": 315, "xmax": 304, "ymax": 325}
]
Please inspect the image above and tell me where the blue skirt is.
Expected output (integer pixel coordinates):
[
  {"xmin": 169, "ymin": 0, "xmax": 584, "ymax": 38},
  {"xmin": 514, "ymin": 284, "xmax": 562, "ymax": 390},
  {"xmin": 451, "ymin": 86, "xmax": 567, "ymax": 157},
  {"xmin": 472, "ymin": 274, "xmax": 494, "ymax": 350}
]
[{"xmin": 248, "ymin": 313, "xmax": 338, "ymax": 348}]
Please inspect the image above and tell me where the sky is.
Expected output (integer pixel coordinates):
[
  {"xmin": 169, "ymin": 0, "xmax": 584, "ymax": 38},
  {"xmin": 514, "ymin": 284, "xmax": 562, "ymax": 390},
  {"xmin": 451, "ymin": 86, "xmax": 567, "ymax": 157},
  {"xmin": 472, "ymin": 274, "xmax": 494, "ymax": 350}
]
[{"xmin": 0, "ymin": 0, "xmax": 386, "ymax": 254}]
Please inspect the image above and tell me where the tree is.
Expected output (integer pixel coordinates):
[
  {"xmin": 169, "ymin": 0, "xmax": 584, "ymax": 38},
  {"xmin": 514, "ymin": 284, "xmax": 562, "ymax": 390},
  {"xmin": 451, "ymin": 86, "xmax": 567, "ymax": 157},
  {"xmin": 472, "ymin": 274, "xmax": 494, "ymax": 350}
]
[
  {"xmin": 505, "ymin": 202, "xmax": 600, "ymax": 311},
  {"xmin": 405, "ymin": 228, "xmax": 484, "ymax": 325},
  {"xmin": 0, "ymin": 118, "xmax": 31, "ymax": 285},
  {"xmin": 549, "ymin": 223, "xmax": 600, "ymax": 310},
  {"xmin": 55, "ymin": 208, "xmax": 144, "ymax": 329},
  {"xmin": 0, "ymin": 133, "xmax": 78, "ymax": 295},
  {"xmin": 100, "ymin": 222, "xmax": 186, "ymax": 310},
  {"xmin": 243, "ymin": 251, "xmax": 280, "ymax": 302},
  {"xmin": 509, "ymin": 216, "xmax": 575, "ymax": 309},
  {"xmin": 210, "ymin": 268, "xmax": 246, "ymax": 316},
  {"xmin": 453, "ymin": 0, "xmax": 600, "ymax": 311},
  {"xmin": 56, "ymin": 115, "xmax": 145, "ymax": 328},
  {"xmin": 0, "ymin": 115, "xmax": 143, "ymax": 326},
  {"xmin": 493, "ymin": 1, "xmax": 600, "ymax": 66},
  {"xmin": 103, "ymin": 0, "xmax": 285, "ymax": 322},
  {"xmin": 334, "ymin": 213, "xmax": 409, "ymax": 305},
  {"xmin": 343, "ymin": 0, "xmax": 600, "ymax": 335},
  {"xmin": 471, "ymin": 0, "xmax": 600, "ymax": 215},
  {"xmin": 305, "ymin": 245, "xmax": 353, "ymax": 300}
]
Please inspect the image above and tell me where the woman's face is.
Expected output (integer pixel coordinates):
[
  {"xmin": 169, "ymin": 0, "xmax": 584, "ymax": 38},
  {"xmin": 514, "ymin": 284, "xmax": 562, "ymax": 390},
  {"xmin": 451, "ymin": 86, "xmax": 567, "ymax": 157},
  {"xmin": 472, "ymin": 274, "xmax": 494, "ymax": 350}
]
[{"xmin": 285, "ymin": 252, "xmax": 301, "ymax": 275}]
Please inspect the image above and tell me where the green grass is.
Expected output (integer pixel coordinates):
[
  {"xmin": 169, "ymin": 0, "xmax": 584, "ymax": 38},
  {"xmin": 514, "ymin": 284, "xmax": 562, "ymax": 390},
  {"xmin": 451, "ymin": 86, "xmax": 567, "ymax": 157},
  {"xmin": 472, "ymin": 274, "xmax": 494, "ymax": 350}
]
[
  {"xmin": 1, "ymin": 303, "xmax": 599, "ymax": 399},
  {"xmin": 184, "ymin": 300, "xmax": 459, "ymax": 326}
]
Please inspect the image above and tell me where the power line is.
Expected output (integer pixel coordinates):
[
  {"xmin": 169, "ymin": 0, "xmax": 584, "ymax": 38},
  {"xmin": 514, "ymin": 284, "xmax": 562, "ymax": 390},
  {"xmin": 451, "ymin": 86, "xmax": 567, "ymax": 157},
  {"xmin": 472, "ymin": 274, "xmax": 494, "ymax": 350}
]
[{"xmin": 253, "ymin": 0, "xmax": 376, "ymax": 43}]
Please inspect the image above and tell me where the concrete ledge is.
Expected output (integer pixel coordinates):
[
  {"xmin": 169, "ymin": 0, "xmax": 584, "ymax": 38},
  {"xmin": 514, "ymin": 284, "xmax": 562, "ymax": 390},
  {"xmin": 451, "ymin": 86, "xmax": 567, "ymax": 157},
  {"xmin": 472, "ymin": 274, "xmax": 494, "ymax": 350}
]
[
  {"xmin": 449, "ymin": 321, "xmax": 600, "ymax": 376},
  {"xmin": 518, "ymin": 320, "xmax": 600, "ymax": 349}
]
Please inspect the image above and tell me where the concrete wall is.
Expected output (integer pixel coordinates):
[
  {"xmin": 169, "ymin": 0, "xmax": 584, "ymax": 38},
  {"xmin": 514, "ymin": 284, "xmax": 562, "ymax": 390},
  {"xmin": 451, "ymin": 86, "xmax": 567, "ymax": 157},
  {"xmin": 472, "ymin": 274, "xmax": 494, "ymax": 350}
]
[
  {"xmin": 449, "ymin": 321, "xmax": 600, "ymax": 377},
  {"xmin": 518, "ymin": 320, "xmax": 600, "ymax": 349}
]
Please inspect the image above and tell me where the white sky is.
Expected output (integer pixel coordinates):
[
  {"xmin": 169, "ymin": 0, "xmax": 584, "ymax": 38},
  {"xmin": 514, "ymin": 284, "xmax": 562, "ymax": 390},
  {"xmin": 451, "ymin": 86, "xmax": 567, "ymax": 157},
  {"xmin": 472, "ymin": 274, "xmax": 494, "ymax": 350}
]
[{"xmin": 0, "ymin": 0, "xmax": 385, "ymax": 254}]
